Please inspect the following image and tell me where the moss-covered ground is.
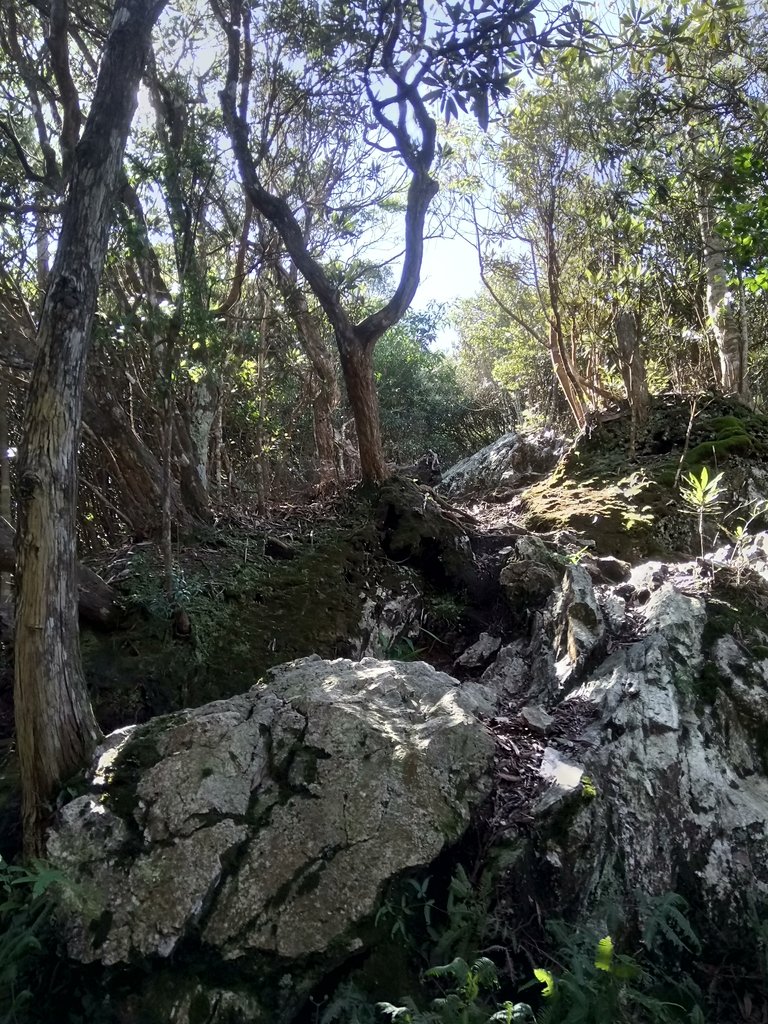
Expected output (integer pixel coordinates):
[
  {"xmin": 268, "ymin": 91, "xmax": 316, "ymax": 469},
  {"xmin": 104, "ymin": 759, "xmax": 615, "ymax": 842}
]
[{"xmin": 520, "ymin": 395, "xmax": 768, "ymax": 560}]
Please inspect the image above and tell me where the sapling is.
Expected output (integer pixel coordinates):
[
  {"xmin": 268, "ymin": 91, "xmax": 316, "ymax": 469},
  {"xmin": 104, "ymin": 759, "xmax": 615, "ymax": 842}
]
[{"xmin": 679, "ymin": 466, "xmax": 725, "ymax": 559}]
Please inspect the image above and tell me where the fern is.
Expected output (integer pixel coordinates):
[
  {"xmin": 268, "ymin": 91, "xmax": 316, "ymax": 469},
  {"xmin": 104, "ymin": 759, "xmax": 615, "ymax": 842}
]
[{"xmin": 639, "ymin": 892, "xmax": 701, "ymax": 955}]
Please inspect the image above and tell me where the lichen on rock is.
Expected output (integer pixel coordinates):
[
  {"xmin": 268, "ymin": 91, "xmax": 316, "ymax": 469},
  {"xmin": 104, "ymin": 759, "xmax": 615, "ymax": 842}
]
[{"xmin": 46, "ymin": 656, "xmax": 495, "ymax": 1021}]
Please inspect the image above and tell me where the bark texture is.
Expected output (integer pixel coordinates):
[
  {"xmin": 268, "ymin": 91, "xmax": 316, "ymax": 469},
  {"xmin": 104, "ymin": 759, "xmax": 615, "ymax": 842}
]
[
  {"xmin": 337, "ymin": 334, "xmax": 385, "ymax": 484},
  {"xmin": 615, "ymin": 310, "xmax": 649, "ymax": 423},
  {"xmin": 15, "ymin": 0, "xmax": 166, "ymax": 855},
  {"xmin": 698, "ymin": 196, "xmax": 748, "ymax": 399}
]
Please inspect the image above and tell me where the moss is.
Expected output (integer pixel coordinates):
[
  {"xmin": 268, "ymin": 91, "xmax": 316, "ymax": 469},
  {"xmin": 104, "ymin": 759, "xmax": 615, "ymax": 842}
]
[
  {"xmin": 711, "ymin": 415, "xmax": 746, "ymax": 433},
  {"xmin": 697, "ymin": 662, "xmax": 728, "ymax": 706},
  {"xmin": 685, "ymin": 434, "xmax": 753, "ymax": 464},
  {"xmin": 695, "ymin": 588, "xmax": 768, "ymax": 708},
  {"xmin": 82, "ymin": 518, "xmax": 421, "ymax": 730},
  {"xmin": 188, "ymin": 991, "xmax": 212, "ymax": 1024},
  {"xmin": 581, "ymin": 776, "xmax": 597, "ymax": 800},
  {"xmin": 518, "ymin": 395, "xmax": 768, "ymax": 561},
  {"xmin": 102, "ymin": 716, "xmax": 175, "ymax": 820}
]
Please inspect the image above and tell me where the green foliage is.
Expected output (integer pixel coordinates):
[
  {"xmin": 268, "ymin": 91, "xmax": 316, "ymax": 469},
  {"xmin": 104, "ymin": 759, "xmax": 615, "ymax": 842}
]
[
  {"xmin": 679, "ymin": 466, "xmax": 725, "ymax": 558},
  {"xmin": 617, "ymin": 471, "xmax": 655, "ymax": 531},
  {"xmin": 425, "ymin": 594, "xmax": 465, "ymax": 630},
  {"xmin": 374, "ymin": 307, "xmax": 498, "ymax": 466},
  {"xmin": 529, "ymin": 919, "xmax": 702, "ymax": 1024},
  {"xmin": 428, "ymin": 868, "xmax": 493, "ymax": 967},
  {"xmin": 326, "ymin": 877, "xmax": 710, "ymax": 1024},
  {"xmin": 382, "ymin": 636, "xmax": 424, "ymax": 661},
  {"xmin": 378, "ymin": 957, "xmax": 532, "ymax": 1024},
  {"xmin": 580, "ymin": 776, "xmax": 597, "ymax": 800},
  {"xmin": 0, "ymin": 857, "xmax": 67, "ymax": 1019},
  {"xmin": 376, "ymin": 877, "xmax": 437, "ymax": 947},
  {"xmin": 638, "ymin": 892, "xmax": 701, "ymax": 957}
]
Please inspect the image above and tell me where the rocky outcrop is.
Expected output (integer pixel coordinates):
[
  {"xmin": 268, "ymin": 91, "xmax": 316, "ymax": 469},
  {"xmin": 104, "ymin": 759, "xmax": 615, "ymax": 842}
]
[
  {"xmin": 47, "ymin": 656, "xmax": 495, "ymax": 1023},
  {"xmin": 440, "ymin": 430, "xmax": 566, "ymax": 500},
  {"xmin": 485, "ymin": 553, "xmax": 768, "ymax": 967}
]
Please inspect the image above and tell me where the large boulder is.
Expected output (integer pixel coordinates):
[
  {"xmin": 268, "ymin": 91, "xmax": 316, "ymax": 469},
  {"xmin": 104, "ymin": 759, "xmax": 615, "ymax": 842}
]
[
  {"xmin": 47, "ymin": 656, "xmax": 495, "ymax": 1023},
  {"xmin": 440, "ymin": 431, "xmax": 566, "ymax": 500}
]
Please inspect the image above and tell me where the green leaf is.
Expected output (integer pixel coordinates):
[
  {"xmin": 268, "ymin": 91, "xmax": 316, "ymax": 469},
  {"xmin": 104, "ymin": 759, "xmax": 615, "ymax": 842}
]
[
  {"xmin": 594, "ymin": 934, "xmax": 614, "ymax": 972},
  {"xmin": 534, "ymin": 967, "xmax": 556, "ymax": 998}
]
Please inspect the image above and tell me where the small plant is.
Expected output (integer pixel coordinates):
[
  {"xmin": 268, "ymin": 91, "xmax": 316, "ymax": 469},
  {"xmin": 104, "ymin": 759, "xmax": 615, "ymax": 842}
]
[
  {"xmin": 721, "ymin": 497, "xmax": 768, "ymax": 581},
  {"xmin": 426, "ymin": 595, "xmax": 465, "ymax": 629},
  {"xmin": 617, "ymin": 471, "xmax": 654, "ymax": 531},
  {"xmin": 528, "ymin": 922, "xmax": 701, "ymax": 1024},
  {"xmin": 382, "ymin": 636, "xmax": 428, "ymax": 662},
  {"xmin": 0, "ymin": 857, "xmax": 68, "ymax": 1018},
  {"xmin": 379, "ymin": 957, "xmax": 532, "ymax": 1024},
  {"xmin": 638, "ymin": 891, "xmax": 701, "ymax": 957},
  {"xmin": 580, "ymin": 776, "xmax": 597, "ymax": 800},
  {"xmin": 679, "ymin": 465, "xmax": 725, "ymax": 558},
  {"xmin": 376, "ymin": 876, "xmax": 437, "ymax": 949}
]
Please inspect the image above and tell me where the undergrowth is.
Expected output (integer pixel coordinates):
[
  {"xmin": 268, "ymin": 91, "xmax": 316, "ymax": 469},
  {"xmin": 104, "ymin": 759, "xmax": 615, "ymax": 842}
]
[{"xmin": 319, "ymin": 874, "xmax": 713, "ymax": 1024}]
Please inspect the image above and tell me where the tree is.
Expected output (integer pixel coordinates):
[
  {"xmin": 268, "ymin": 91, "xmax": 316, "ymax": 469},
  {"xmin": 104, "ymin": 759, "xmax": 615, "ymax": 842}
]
[
  {"xmin": 212, "ymin": 0, "xmax": 558, "ymax": 481},
  {"xmin": 14, "ymin": 0, "xmax": 167, "ymax": 856},
  {"xmin": 615, "ymin": 0, "xmax": 759, "ymax": 401}
]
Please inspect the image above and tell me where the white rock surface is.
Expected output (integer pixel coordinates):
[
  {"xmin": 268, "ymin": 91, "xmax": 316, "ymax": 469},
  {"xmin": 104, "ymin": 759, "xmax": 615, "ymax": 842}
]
[
  {"xmin": 440, "ymin": 431, "xmax": 566, "ymax": 499},
  {"xmin": 47, "ymin": 656, "xmax": 495, "ymax": 989}
]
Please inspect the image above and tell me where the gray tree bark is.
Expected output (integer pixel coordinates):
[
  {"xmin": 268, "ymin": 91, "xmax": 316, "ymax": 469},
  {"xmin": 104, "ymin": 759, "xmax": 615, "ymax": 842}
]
[
  {"xmin": 15, "ymin": 0, "xmax": 167, "ymax": 856},
  {"xmin": 698, "ymin": 195, "xmax": 749, "ymax": 400}
]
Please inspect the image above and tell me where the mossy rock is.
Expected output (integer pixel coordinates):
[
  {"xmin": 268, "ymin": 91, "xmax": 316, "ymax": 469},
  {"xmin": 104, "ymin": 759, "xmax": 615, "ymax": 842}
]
[
  {"xmin": 376, "ymin": 477, "xmax": 475, "ymax": 588},
  {"xmin": 82, "ymin": 514, "xmax": 422, "ymax": 731},
  {"xmin": 518, "ymin": 396, "xmax": 768, "ymax": 560}
]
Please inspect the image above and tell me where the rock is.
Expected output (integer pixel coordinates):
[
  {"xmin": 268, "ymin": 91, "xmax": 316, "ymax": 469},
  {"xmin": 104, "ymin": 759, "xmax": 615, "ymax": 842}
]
[
  {"xmin": 535, "ymin": 746, "xmax": 585, "ymax": 814},
  {"xmin": 376, "ymin": 477, "xmax": 477, "ymax": 589},
  {"xmin": 582, "ymin": 554, "xmax": 631, "ymax": 585},
  {"xmin": 500, "ymin": 559, "xmax": 562, "ymax": 612},
  {"xmin": 396, "ymin": 449, "xmax": 442, "ymax": 485},
  {"xmin": 549, "ymin": 566, "xmax": 605, "ymax": 685},
  {"xmin": 47, "ymin": 656, "xmax": 495, "ymax": 1022},
  {"xmin": 455, "ymin": 632, "xmax": 502, "ymax": 669},
  {"xmin": 357, "ymin": 585, "xmax": 421, "ymax": 658},
  {"xmin": 440, "ymin": 431, "xmax": 566, "ymax": 500},
  {"xmin": 514, "ymin": 535, "xmax": 553, "ymax": 562},
  {"xmin": 481, "ymin": 641, "xmax": 531, "ymax": 699},
  {"xmin": 520, "ymin": 705, "xmax": 555, "ymax": 736},
  {"xmin": 640, "ymin": 583, "xmax": 706, "ymax": 676},
  {"xmin": 628, "ymin": 561, "xmax": 669, "ymax": 600},
  {"xmin": 494, "ymin": 565, "xmax": 768, "ymax": 968}
]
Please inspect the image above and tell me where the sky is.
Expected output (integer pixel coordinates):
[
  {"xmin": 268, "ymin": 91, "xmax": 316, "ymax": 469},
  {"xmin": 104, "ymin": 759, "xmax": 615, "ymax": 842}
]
[
  {"xmin": 413, "ymin": 234, "xmax": 482, "ymax": 350},
  {"xmin": 415, "ymin": 234, "xmax": 482, "ymax": 310}
]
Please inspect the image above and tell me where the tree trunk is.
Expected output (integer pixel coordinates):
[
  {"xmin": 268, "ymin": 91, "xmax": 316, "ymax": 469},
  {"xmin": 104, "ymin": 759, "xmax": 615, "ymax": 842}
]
[
  {"xmin": 255, "ymin": 296, "xmax": 270, "ymax": 514},
  {"xmin": 615, "ymin": 311, "xmax": 650, "ymax": 424},
  {"xmin": 698, "ymin": 196, "xmax": 748, "ymax": 399},
  {"xmin": 338, "ymin": 333, "xmax": 387, "ymax": 483},
  {"xmin": 14, "ymin": 0, "xmax": 166, "ymax": 857},
  {"xmin": 212, "ymin": 397, "xmax": 224, "ymax": 499},
  {"xmin": 273, "ymin": 266, "xmax": 340, "ymax": 484},
  {"xmin": 548, "ymin": 322, "xmax": 586, "ymax": 430},
  {"xmin": 0, "ymin": 380, "xmax": 10, "ymax": 603},
  {"xmin": 545, "ymin": 219, "xmax": 587, "ymax": 430},
  {"xmin": 186, "ymin": 372, "xmax": 219, "ymax": 493},
  {"xmin": 83, "ymin": 390, "xmax": 176, "ymax": 533},
  {"xmin": 0, "ymin": 521, "xmax": 116, "ymax": 626},
  {"xmin": 172, "ymin": 409, "xmax": 213, "ymax": 523},
  {"xmin": 313, "ymin": 384, "xmax": 338, "ymax": 485}
]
